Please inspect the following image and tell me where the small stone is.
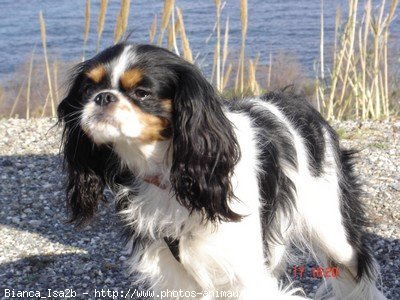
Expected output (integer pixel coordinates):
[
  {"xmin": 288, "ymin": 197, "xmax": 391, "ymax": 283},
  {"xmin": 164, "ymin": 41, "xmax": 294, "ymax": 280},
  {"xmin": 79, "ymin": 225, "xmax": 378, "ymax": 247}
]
[
  {"xmin": 1, "ymin": 159, "xmax": 13, "ymax": 167},
  {"xmin": 28, "ymin": 220, "xmax": 41, "ymax": 227},
  {"xmin": 11, "ymin": 217, "xmax": 20, "ymax": 224}
]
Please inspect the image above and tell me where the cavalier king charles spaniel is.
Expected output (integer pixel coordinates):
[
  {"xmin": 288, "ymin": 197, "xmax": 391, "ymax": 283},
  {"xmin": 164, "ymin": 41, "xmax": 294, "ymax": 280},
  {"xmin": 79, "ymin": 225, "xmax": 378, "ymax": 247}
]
[{"xmin": 58, "ymin": 43, "xmax": 386, "ymax": 299}]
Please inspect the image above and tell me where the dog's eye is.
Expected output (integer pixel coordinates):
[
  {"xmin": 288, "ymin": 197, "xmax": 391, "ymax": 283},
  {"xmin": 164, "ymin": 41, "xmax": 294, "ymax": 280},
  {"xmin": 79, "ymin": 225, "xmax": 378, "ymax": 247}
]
[
  {"xmin": 82, "ymin": 82, "xmax": 94, "ymax": 95},
  {"xmin": 133, "ymin": 89, "xmax": 150, "ymax": 100}
]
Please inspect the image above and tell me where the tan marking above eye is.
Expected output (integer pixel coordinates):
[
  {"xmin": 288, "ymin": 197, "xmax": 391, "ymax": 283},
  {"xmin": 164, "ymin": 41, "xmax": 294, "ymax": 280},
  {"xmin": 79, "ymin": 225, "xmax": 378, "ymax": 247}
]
[
  {"xmin": 86, "ymin": 65, "xmax": 106, "ymax": 83},
  {"xmin": 160, "ymin": 99, "xmax": 172, "ymax": 112},
  {"xmin": 120, "ymin": 68, "xmax": 143, "ymax": 90}
]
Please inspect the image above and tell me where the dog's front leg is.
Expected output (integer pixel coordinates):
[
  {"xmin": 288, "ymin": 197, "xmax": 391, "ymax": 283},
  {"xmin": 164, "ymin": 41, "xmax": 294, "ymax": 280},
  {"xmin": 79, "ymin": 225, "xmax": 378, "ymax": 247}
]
[{"xmin": 134, "ymin": 239, "xmax": 201, "ymax": 300}]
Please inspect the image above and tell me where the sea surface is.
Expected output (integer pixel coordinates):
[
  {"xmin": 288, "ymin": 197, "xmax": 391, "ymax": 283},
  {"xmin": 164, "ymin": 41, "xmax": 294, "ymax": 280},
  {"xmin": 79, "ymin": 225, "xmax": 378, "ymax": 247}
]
[{"xmin": 0, "ymin": 0, "xmax": 399, "ymax": 82}]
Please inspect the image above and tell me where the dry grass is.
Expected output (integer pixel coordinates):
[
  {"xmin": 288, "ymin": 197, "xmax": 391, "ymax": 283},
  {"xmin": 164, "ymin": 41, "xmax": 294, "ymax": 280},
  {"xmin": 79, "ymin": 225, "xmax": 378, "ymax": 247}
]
[
  {"xmin": 1, "ymin": 0, "xmax": 398, "ymax": 120},
  {"xmin": 53, "ymin": 61, "xmax": 60, "ymax": 104},
  {"xmin": 234, "ymin": 0, "xmax": 248, "ymax": 94},
  {"xmin": 25, "ymin": 46, "xmax": 36, "ymax": 119},
  {"xmin": 221, "ymin": 18, "xmax": 231, "ymax": 91},
  {"xmin": 1, "ymin": 57, "xmax": 73, "ymax": 118},
  {"xmin": 176, "ymin": 8, "xmax": 193, "ymax": 62},
  {"xmin": 267, "ymin": 53, "xmax": 272, "ymax": 89},
  {"xmin": 264, "ymin": 53, "xmax": 309, "ymax": 93},
  {"xmin": 39, "ymin": 11, "xmax": 55, "ymax": 117},
  {"xmin": 114, "ymin": 0, "xmax": 131, "ymax": 44},
  {"xmin": 213, "ymin": 0, "xmax": 222, "ymax": 91},
  {"xmin": 8, "ymin": 80, "xmax": 25, "ymax": 118},
  {"xmin": 97, "ymin": 0, "xmax": 109, "ymax": 52},
  {"xmin": 83, "ymin": 0, "xmax": 91, "ymax": 60},
  {"xmin": 158, "ymin": 0, "xmax": 175, "ymax": 46},
  {"xmin": 149, "ymin": 14, "xmax": 158, "ymax": 44},
  {"xmin": 247, "ymin": 56, "xmax": 261, "ymax": 95},
  {"xmin": 316, "ymin": 0, "xmax": 398, "ymax": 120}
]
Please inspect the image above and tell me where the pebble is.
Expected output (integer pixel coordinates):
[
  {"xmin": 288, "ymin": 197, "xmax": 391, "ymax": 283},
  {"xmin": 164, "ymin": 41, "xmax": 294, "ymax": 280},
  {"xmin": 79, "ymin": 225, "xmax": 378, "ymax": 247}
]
[{"xmin": 0, "ymin": 118, "xmax": 398, "ymax": 299}]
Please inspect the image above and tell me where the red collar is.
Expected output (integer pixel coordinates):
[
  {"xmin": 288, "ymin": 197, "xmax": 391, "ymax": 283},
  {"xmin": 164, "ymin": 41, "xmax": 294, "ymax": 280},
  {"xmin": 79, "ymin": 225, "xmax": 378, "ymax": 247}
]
[{"xmin": 142, "ymin": 175, "xmax": 167, "ymax": 190}]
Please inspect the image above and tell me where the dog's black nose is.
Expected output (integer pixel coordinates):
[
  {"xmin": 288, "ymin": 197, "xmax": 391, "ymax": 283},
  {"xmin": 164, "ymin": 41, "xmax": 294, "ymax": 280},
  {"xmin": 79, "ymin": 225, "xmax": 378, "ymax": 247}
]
[{"xmin": 94, "ymin": 92, "xmax": 117, "ymax": 106}]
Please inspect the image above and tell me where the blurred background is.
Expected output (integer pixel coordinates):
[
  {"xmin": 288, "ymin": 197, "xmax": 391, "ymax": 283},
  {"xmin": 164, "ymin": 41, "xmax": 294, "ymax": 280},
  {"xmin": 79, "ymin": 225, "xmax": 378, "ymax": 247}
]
[{"xmin": 0, "ymin": 0, "xmax": 399, "ymax": 119}]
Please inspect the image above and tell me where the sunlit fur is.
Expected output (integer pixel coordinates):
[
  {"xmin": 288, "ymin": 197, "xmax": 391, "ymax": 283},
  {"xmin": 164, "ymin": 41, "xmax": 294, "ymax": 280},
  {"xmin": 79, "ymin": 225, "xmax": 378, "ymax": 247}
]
[{"xmin": 58, "ymin": 43, "xmax": 386, "ymax": 299}]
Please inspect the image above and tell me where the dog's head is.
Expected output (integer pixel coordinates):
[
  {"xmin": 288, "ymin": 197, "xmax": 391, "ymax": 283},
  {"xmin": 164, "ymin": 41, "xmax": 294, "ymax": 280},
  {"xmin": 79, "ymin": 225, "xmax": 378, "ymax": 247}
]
[{"xmin": 58, "ymin": 43, "xmax": 241, "ymax": 226}]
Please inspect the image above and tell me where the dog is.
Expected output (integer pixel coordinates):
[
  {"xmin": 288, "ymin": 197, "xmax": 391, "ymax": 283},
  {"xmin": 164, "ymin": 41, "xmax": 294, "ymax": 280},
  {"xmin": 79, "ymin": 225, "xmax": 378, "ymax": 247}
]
[{"xmin": 58, "ymin": 43, "xmax": 386, "ymax": 299}]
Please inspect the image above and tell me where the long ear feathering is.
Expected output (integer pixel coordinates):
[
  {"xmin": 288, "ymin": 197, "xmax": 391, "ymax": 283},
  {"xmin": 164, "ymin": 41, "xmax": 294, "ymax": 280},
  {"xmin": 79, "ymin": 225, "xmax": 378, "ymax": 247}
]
[
  {"xmin": 169, "ymin": 61, "xmax": 241, "ymax": 222},
  {"xmin": 57, "ymin": 64, "xmax": 114, "ymax": 227}
]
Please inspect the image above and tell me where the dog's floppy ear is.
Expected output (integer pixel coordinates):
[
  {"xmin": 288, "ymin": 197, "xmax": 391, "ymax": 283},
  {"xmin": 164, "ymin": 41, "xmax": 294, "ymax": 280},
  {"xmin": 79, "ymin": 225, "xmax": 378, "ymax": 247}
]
[
  {"xmin": 57, "ymin": 68, "xmax": 113, "ymax": 227},
  {"xmin": 170, "ymin": 63, "xmax": 241, "ymax": 222}
]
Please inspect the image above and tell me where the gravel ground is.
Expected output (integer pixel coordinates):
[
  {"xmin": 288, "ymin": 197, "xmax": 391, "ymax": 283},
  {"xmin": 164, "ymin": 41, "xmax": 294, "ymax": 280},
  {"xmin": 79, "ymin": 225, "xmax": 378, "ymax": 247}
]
[{"xmin": 0, "ymin": 118, "xmax": 399, "ymax": 300}]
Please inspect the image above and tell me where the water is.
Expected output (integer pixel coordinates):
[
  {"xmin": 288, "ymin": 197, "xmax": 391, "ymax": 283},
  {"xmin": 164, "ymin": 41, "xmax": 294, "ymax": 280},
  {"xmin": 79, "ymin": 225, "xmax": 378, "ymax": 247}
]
[{"xmin": 0, "ymin": 0, "xmax": 398, "ymax": 82}]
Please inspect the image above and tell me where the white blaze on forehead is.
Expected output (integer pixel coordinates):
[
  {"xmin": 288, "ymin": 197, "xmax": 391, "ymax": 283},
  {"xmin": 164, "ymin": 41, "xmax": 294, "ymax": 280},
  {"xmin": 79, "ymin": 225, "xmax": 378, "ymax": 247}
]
[{"xmin": 111, "ymin": 45, "xmax": 135, "ymax": 87}]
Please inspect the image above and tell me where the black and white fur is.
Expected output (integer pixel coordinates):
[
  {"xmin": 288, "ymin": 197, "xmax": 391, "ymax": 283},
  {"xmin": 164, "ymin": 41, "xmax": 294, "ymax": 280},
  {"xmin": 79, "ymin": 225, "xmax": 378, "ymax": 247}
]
[{"xmin": 58, "ymin": 43, "xmax": 386, "ymax": 299}]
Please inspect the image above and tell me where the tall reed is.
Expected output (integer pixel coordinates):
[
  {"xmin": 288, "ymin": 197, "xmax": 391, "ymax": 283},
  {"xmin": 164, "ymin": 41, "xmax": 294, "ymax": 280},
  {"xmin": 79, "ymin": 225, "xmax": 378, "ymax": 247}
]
[
  {"xmin": 39, "ymin": 11, "xmax": 55, "ymax": 117},
  {"xmin": 320, "ymin": 0, "xmax": 325, "ymax": 81},
  {"xmin": 267, "ymin": 53, "xmax": 272, "ymax": 89},
  {"xmin": 170, "ymin": 7, "xmax": 180, "ymax": 55},
  {"xmin": 221, "ymin": 17, "xmax": 231, "ymax": 91},
  {"xmin": 176, "ymin": 8, "xmax": 193, "ymax": 62},
  {"xmin": 214, "ymin": 0, "xmax": 222, "ymax": 91},
  {"xmin": 247, "ymin": 55, "xmax": 260, "ymax": 95},
  {"xmin": 114, "ymin": 0, "xmax": 131, "ymax": 43},
  {"xmin": 158, "ymin": 0, "xmax": 175, "ymax": 46},
  {"xmin": 149, "ymin": 14, "xmax": 158, "ymax": 43},
  {"xmin": 3, "ymin": 0, "xmax": 399, "ymax": 120},
  {"xmin": 53, "ymin": 61, "xmax": 59, "ymax": 104},
  {"xmin": 83, "ymin": 0, "xmax": 91, "ymax": 60},
  {"xmin": 41, "ymin": 93, "xmax": 51, "ymax": 117},
  {"xmin": 317, "ymin": 0, "xmax": 398, "ymax": 120},
  {"xmin": 9, "ymin": 80, "xmax": 26, "ymax": 118},
  {"xmin": 235, "ymin": 0, "xmax": 248, "ymax": 94},
  {"xmin": 26, "ymin": 46, "xmax": 36, "ymax": 119},
  {"xmin": 97, "ymin": 0, "xmax": 109, "ymax": 52}
]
